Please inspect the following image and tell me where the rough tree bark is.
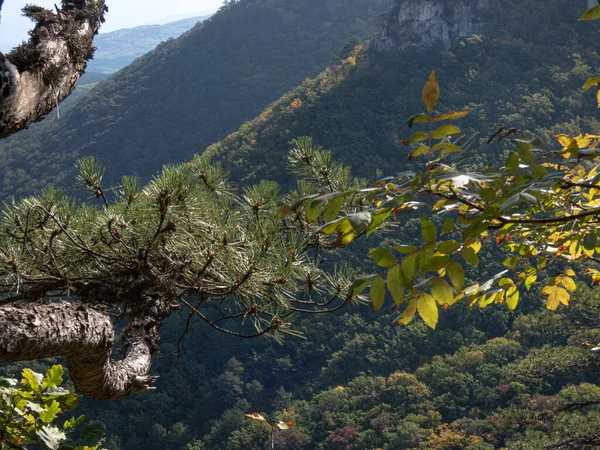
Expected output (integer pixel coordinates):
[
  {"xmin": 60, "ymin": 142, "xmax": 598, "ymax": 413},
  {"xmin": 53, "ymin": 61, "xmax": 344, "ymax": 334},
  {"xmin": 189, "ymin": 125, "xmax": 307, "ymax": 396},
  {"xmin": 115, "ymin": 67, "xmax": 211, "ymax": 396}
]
[
  {"xmin": 0, "ymin": 0, "xmax": 107, "ymax": 139},
  {"xmin": 0, "ymin": 301, "xmax": 160, "ymax": 400}
]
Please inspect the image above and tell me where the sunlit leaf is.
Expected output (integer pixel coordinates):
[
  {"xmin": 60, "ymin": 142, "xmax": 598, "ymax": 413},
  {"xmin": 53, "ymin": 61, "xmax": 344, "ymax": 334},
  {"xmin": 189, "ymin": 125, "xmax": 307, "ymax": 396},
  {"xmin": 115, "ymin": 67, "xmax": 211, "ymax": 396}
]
[
  {"xmin": 432, "ymin": 110, "xmax": 469, "ymax": 121},
  {"xmin": 506, "ymin": 286, "xmax": 519, "ymax": 311},
  {"xmin": 395, "ymin": 244, "xmax": 417, "ymax": 254},
  {"xmin": 370, "ymin": 248, "xmax": 396, "ymax": 267},
  {"xmin": 580, "ymin": 5, "xmax": 600, "ymax": 21},
  {"xmin": 417, "ymin": 291, "xmax": 438, "ymax": 329},
  {"xmin": 408, "ymin": 131, "xmax": 430, "ymax": 145},
  {"xmin": 431, "ymin": 125, "xmax": 461, "ymax": 140},
  {"xmin": 43, "ymin": 366, "xmax": 63, "ymax": 389},
  {"xmin": 431, "ymin": 277, "xmax": 454, "ymax": 306},
  {"xmin": 407, "ymin": 114, "xmax": 430, "ymax": 127},
  {"xmin": 422, "ymin": 70, "xmax": 440, "ymax": 113},
  {"xmin": 561, "ymin": 276, "xmax": 577, "ymax": 292}
]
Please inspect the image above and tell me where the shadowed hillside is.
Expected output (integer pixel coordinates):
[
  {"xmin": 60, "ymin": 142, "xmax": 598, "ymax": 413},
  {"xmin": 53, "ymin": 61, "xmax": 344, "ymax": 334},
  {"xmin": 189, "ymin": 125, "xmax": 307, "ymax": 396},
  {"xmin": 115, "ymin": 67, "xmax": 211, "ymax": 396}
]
[{"xmin": 0, "ymin": 0, "xmax": 392, "ymax": 200}]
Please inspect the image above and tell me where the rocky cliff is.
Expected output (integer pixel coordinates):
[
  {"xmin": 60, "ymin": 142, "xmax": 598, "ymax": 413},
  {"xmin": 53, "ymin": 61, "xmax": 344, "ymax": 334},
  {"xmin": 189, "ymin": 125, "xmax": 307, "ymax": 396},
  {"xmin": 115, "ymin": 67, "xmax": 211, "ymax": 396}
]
[{"xmin": 371, "ymin": 0, "xmax": 490, "ymax": 51}]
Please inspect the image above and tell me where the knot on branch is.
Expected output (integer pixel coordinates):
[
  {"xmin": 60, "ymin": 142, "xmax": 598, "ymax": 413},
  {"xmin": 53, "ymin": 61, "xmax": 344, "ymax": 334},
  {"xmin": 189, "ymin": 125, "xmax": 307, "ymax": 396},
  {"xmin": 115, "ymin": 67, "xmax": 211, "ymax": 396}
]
[{"xmin": 131, "ymin": 375, "xmax": 159, "ymax": 393}]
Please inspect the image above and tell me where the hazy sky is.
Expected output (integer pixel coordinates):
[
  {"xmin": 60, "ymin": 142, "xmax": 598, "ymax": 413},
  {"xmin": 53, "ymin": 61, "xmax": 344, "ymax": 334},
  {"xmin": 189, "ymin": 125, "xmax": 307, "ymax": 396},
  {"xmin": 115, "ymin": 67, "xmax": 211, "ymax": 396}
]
[{"xmin": 0, "ymin": 0, "xmax": 223, "ymax": 51}]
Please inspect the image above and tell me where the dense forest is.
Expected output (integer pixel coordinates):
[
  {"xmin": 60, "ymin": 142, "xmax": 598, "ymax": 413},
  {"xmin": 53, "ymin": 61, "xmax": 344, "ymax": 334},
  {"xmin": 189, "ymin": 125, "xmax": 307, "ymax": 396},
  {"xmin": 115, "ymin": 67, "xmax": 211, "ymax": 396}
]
[
  {"xmin": 0, "ymin": 0, "xmax": 392, "ymax": 199},
  {"xmin": 3, "ymin": 0, "xmax": 600, "ymax": 449}
]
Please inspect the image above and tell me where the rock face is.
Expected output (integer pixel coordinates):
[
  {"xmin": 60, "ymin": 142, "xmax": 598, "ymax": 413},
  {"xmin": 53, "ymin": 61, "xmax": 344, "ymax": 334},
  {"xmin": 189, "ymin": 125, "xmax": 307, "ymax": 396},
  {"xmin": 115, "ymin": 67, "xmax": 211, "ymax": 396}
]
[{"xmin": 371, "ymin": 0, "xmax": 490, "ymax": 51}]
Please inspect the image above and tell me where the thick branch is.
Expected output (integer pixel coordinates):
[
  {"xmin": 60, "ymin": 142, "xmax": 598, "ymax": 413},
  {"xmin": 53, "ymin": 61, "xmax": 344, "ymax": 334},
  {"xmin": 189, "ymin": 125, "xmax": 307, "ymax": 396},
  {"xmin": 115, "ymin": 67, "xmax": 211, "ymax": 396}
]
[
  {"xmin": 0, "ymin": 0, "xmax": 107, "ymax": 139},
  {"xmin": 0, "ymin": 301, "xmax": 158, "ymax": 400}
]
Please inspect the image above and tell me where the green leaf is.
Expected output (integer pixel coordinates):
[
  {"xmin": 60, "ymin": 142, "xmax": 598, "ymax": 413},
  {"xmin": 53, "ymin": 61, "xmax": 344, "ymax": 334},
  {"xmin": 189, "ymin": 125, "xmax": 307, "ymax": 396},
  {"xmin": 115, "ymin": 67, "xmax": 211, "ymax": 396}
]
[
  {"xmin": 417, "ymin": 292, "xmax": 438, "ymax": 329},
  {"xmin": 369, "ymin": 248, "xmax": 397, "ymax": 267},
  {"xmin": 441, "ymin": 218, "xmax": 455, "ymax": 233},
  {"xmin": 397, "ymin": 299, "xmax": 417, "ymax": 325},
  {"xmin": 422, "ymin": 70, "xmax": 440, "ymax": 113},
  {"xmin": 323, "ymin": 195, "xmax": 345, "ymax": 222},
  {"xmin": 395, "ymin": 244, "xmax": 417, "ymax": 254},
  {"xmin": 583, "ymin": 76, "xmax": 600, "ymax": 89},
  {"xmin": 461, "ymin": 246, "xmax": 479, "ymax": 265},
  {"xmin": 387, "ymin": 266, "xmax": 406, "ymax": 306},
  {"xmin": 43, "ymin": 366, "xmax": 63, "ymax": 389},
  {"xmin": 421, "ymin": 216, "xmax": 437, "ymax": 241},
  {"xmin": 409, "ymin": 145, "xmax": 429, "ymax": 160},
  {"xmin": 305, "ymin": 198, "xmax": 326, "ymax": 222},
  {"xmin": 580, "ymin": 5, "xmax": 600, "ymax": 21},
  {"xmin": 39, "ymin": 401, "xmax": 61, "ymax": 424},
  {"xmin": 370, "ymin": 275, "xmax": 385, "ymax": 312},
  {"xmin": 432, "ymin": 142, "xmax": 463, "ymax": 157},
  {"xmin": 525, "ymin": 266, "xmax": 537, "ymax": 291},
  {"xmin": 63, "ymin": 415, "xmax": 86, "ymax": 431},
  {"xmin": 503, "ymin": 255, "xmax": 520, "ymax": 270},
  {"xmin": 367, "ymin": 209, "xmax": 392, "ymax": 236},
  {"xmin": 402, "ymin": 253, "xmax": 419, "ymax": 281},
  {"xmin": 348, "ymin": 274, "xmax": 377, "ymax": 300},
  {"xmin": 426, "ymin": 255, "xmax": 451, "ymax": 271},
  {"xmin": 505, "ymin": 151, "xmax": 520, "ymax": 174},
  {"xmin": 530, "ymin": 164, "xmax": 549, "ymax": 180},
  {"xmin": 431, "ymin": 277, "xmax": 454, "ymax": 306},
  {"xmin": 22, "ymin": 369, "xmax": 42, "ymax": 391},
  {"xmin": 479, "ymin": 188, "xmax": 496, "ymax": 202},
  {"xmin": 584, "ymin": 234, "xmax": 598, "ymax": 251},
  {"xmin": 408, "ymin": 131, "xmax": 430, "ymax": 145},
  {"xmin": 432, "ymin": 110, "xmax": 469, "ymax": 121},
  {"xmin": 431, "ymin": 124, "xmax": 461, "ymax": 140},
  {"xmin": 438, "ymin": 240, "xmax": 460, "ymax": 255},
  {"xmin": 407, "ymin": 113, "xmax": 430, "ymax": 127},
  {"xmin": 447, "ymin": 262, "xmax": 465, "ymax": 290},
  {"xmin": 506, "ymin": 286, "xmax": 519, "ymax": 312}
]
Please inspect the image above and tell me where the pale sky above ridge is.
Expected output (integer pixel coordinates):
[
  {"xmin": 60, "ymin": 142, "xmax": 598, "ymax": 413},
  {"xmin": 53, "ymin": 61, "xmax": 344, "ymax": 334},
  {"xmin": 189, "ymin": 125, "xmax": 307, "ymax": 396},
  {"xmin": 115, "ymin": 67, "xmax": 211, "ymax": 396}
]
[{"xmin": 0, "ymin": 0, "xmax": 223, "ymax": 51}]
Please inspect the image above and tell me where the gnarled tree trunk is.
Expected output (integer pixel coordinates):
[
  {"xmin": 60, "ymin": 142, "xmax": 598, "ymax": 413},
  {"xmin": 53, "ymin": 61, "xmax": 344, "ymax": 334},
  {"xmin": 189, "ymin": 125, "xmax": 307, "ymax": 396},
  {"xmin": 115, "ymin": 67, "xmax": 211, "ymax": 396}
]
[
  {"xmin": 0, "ymin": 301, "xmax": 159, "ymax": 400},
  {"xmin": 0, "ymin": 0, "xmax": 107, "ymax": 139}
]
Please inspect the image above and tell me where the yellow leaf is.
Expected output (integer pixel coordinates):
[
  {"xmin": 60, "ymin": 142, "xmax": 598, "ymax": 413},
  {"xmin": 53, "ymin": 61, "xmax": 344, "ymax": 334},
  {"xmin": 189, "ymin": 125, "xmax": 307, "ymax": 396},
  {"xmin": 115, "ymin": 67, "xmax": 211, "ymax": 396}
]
[
  {"xmin": 422, "ymin": 70, "xmax": 440, "ymax": 114},
  {"xmin": 545, "ymin": 286, "xmax": 570, "ymax": 311},
  {"xmin": 397, "ymin": 298, "xmax": 417, "ymax": 325},
  {"xmin": 561, "ymin": 276, "xmax": 577, "ymax": 292},
  {"xmin": 417, "ymin": 291, "xmax": 439, "ymax": 329},
  {"xmin": 431, "ymin": 277, "xmax": 454, "ymax": 306},
  {"xmin": 432, "ymin": 110, "xmax": 469, "ymax": 121},
  {"xmin": 506, "ymin": 286, "xmax": 519, "ymax": 312}
]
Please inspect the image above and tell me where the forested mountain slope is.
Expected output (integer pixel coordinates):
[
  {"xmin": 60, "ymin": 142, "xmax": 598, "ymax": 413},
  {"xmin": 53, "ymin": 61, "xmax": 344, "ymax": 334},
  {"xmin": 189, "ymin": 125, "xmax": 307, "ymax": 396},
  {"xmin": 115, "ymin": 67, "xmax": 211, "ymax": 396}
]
[
  {"xmin": 87, "ymin": 16, "xmax": 212, "ymax": 74},
  {"xmin": 206, "ymin": 0, "xmax": 600, "ymax": 190},
  {"xmin": 0, "ymin": 0, "xmax": 392, "ymax": 199},
  {"xmin": 3, "ymin": 0, "xmax": 600, "ymax": 449}
]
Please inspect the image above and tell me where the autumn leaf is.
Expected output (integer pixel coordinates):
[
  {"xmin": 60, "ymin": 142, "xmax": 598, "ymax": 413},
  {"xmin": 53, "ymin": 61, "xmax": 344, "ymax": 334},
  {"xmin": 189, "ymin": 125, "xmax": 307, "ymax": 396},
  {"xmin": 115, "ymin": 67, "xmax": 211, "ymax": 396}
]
[{"xmin": 422, "ymin": 70, "xmax": 440, "ymax": 113}]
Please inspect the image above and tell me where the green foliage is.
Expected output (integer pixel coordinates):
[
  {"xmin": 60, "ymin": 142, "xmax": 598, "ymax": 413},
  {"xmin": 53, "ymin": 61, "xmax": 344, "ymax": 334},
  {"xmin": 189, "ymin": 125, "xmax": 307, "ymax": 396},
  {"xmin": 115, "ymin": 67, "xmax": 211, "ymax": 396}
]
[{"xmin": 0, "ymin": 365, "xmax": 103, "ymax": 449}]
